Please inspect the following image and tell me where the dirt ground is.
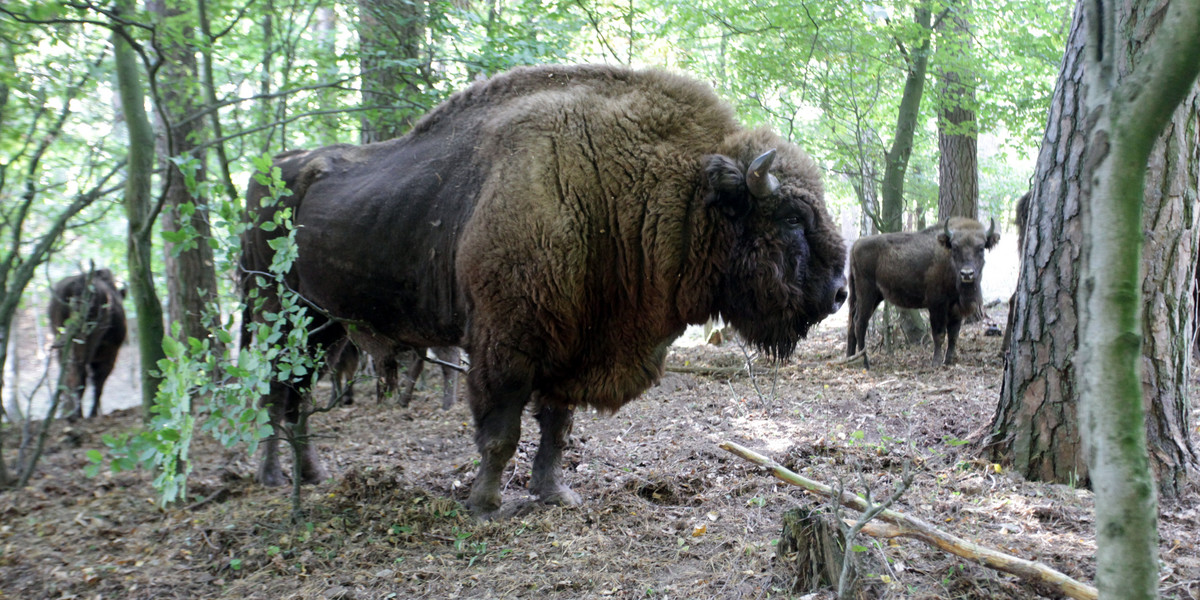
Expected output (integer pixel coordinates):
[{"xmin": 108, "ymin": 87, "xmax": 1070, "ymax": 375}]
[{"xmin": 2, "ymin": 308, "xmax": 1199, "ymax": 600}]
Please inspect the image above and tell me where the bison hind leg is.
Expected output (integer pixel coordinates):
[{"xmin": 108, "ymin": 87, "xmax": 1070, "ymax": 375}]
[
  {"xmin": 466, "ymin": 374, "xmax": 531, "ymax": 514},
  {"xmin": 530, "ymin": 401, "xmax": 582, "ymax": 507}
]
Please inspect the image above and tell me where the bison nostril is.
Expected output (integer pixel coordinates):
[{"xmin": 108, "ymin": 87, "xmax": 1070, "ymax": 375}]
[{"xmin": 834, "ymin": 286, "xmax": 848, "ymax": 305}]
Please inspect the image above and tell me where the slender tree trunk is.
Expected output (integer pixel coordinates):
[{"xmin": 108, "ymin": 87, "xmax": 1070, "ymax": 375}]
[
  {"xmin": 314, "ymin": 6, "xmax": 341, "ymax": 145},
  {"xmin": 936, "ymin": 0, "xmax": 978, "ymax": 222},
  {"xmin": 259, "ymin": 0, "xmax": 275, "ymax": 154},
  {"xmin": 113, "ymin": 0, "xmax": 166, "ymax": 418},
  {"xmin": 880, "ymin": 5, "xmax": 933, "ymax": 234},
  {"xmin": 197, "ymin": 0, "xmax": 236, "ymax": 202},
  {"xmin": 877, "ymin": 4, "xmax": 936, "ymax": 345},
  {"xmin": 358, "ymin": 0, "xmax": 425, "ymax": 142},
  {"xmin": 152, "ymin": 0, "xmax": 219, "ymax": 344}
]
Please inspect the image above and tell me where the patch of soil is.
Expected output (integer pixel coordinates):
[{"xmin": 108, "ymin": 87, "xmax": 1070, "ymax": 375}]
[{"xmin": 2, "ymin": 315, "xmax": 1199, "ymax": 600}]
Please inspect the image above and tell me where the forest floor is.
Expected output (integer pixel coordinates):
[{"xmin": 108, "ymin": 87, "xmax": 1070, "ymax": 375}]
[{"xmin": 2, "ymin": 309, "xmax": 1199, "ymax": 600}]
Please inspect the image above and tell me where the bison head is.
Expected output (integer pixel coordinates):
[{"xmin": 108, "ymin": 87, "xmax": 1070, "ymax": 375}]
[
  {"xmin": 938, "ymin": 217, "xmax": 999, "ymax": 305},
  {"xmin": 707, "ymin": 146, "xmax": 847, "ymax": 360}
]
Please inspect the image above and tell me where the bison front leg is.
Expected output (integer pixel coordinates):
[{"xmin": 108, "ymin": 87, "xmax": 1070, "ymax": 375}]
[
  {"xmin": 943, "ymin": 317, "xmax": 963, "ymax": 365},
  {"xmin": 929, "ymin": 308, "xmax": 947, "ymax": 366},
  {"xmin": 531, "ymin": 402, "xmax": 582, "ymax": 506},
  {"xmin": 257, "ymin": 390, "xmax": 290, "ymax": 487}
]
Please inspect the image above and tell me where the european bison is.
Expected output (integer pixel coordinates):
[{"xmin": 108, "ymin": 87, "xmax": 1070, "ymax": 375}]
[
  {"xmin": 846, "ymin": 217, "xmax": 999, "ymax": 367},
  {"xmin": 48, "ymin": 268, "xmax": 127, "ymax": 420},
  {"xmin": 242, "ymin": 64, "xmax": 848, "ymax": 511}
]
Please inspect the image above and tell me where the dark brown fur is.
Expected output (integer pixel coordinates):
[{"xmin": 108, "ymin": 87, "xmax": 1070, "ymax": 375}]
[
  {"xmin": 242, "ymin": 65, "xmax": 847, "ymax": 510},
  {"xmin": 846, "ymin": 217, "xmax": 998, "ymax": 367},
  {"xmin": 48, "ymin": 269, "xmax": 126, "ymax": 420}
]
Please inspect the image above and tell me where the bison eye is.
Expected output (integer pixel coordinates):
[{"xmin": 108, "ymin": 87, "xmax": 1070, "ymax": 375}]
[{"xmin": 783, "ymin": 215, "xmax": 804, "ymax": 229}]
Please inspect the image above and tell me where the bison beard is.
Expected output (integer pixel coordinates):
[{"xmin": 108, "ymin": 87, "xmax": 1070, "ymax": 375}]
[
  {"xmin": 242, "ymin": 64, "xmax": 847, "ymax": 513},
  {"xmin": 48, "ymin": 268, "xmax": 127, "ymax": 420}
]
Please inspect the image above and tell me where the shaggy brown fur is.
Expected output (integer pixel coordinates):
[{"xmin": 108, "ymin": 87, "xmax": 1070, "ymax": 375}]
[
  {"xmin": 48, "ymin": 269, "xmax": 126, "ymax": 420},
  {"xmin": 846, "ymin": 217, "xmax": 999, "ymax": 367},
  {"xmin": 242, "ymin": 65, "xmax": 847, "ymax": 512}
]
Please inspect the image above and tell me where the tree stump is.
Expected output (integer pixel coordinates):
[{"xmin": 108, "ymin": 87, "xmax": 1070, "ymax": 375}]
[{"xmin": 776, "ymin": 505, "xmax": 880, "ymax": 599}]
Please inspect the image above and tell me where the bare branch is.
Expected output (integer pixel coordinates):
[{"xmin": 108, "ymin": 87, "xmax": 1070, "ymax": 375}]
[{"xmin": 721, "ymin": 441, "xmax": 1099, "ymax": 600}]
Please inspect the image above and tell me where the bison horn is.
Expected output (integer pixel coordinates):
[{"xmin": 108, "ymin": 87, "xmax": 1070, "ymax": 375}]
[
  {"xmin": 747, "ymin": 149, "xmax": 780, "ymax": 198},
  {"xmin": 987, "ymin": 217, "xmax": 996, "ymax": 239},
  {"xmin": 942, "ymin": 219, "xmax": 952, "ymax": 242}
]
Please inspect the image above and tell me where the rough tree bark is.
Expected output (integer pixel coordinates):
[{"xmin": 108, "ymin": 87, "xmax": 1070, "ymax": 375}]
[
  {"xmin": 358, "ymin": 0, "xmax": 425, "ymax": 143},
  {"xmin": 152, "ymin": 0, "xmax": 220, "ymax": 344},
  {"xmin": 935, "ymin": 0, "xmax": 978, "ymax": 222},
  {"xmin": 988, "ymin": 0, "xmax": 1199, "ymax": 498},
  {"xmin": 990, "ymin": 0, "xmax": 1200, "ymax": 595}
]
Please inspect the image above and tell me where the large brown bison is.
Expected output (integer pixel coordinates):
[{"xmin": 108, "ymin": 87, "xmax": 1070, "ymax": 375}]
[
  {"xmin": 846, "ymin": 217, "xmax": 999, "ymax": 368},
  {"xmin": 48, "ymin": 268, "xmax": 127, "ymax": 420},
  {"xmin": 242, "ymin": 64, "xmax": 848, "ymax": 512}
]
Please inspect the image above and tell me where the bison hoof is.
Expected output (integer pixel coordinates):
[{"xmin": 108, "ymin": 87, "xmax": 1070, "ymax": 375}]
[
  {"xmin": 299, "ymin": 464, "xmax": 329, "ymax": 485},
  {"xmin": 538, "ymin": 485, "xmax": 583, "ymax": 507},
  {"xmin": 467, "ymin": 489, "xmax": 503, "ymax": 515},
  {"xmin": 257, "ymin": 466, "xmax": 289, "ymax": 488}
]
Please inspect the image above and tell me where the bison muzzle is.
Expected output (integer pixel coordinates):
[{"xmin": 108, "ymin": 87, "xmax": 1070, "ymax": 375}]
[
  {"xmin": 846, "ymin": 217, "xmax": 998, "ymax": 367},
  {"xmin": 242, "ymin": 64, "xmax": 847, "ymax": 513}
]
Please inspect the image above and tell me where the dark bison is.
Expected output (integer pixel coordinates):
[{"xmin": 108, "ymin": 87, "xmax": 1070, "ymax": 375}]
[
  {"xmin": 48, "ymin": 268, "xmax": 127, "ymax": 420},
  {"xmin": 242, "ymin": 64, "xmax": 848, "ymax": 511},
  {"xmin": 846, "ymin": 217, "xmax": 999, "ymax": 367}
]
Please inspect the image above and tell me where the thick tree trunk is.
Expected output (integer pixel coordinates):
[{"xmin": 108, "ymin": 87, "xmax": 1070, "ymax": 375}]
[
  {"xmin": 935, "ymin": 0, "xmax": 977, "ymax": 222},
  {"xmin": 1074, "ymin": 0, "xmax": 1200, "ymax": 594},
  {"xmin": 1137, "ymin": 89, "xmax": 1200, "ymax": 498},
  {"xmin": 358, "ymin": 0, "xmax": 425, "ymax": 143},
  {"xmin": 988, "ymin": 0, "xmax": 1199, "ymax": 501},
  {"xmin": 113, "ymin": 0, "xmax": 166, "ymax": 418},
  {"xmin": 153, "ymin": 0, "xmax": 220, "ymax": 344}
]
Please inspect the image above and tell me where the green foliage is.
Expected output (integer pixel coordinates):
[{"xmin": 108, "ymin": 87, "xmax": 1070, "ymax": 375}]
[{"xmin": 86, "ymin": 155, "xmax": 322, "ymax": 506}]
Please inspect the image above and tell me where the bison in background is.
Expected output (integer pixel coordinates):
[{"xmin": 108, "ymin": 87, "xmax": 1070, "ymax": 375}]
[
  {"xmin": 48, "ymin": 268, "xmax": 127, "ymax": 420},
  {"xmin": 847, "ymin": 217, "xmax": 999, "ymax": 367},
  {"xmin": 242, "ymin": 64, "xmax": 848, "ymax": 512}
]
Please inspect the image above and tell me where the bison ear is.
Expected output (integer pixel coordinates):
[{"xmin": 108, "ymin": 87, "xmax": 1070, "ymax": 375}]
[
  {"xmin": 704, "ymin": 155, "xmax": 751, "ymax": 220},
  {"xmin": 937, "ymin": 220, "xmax": 953, "ymax": 249}
]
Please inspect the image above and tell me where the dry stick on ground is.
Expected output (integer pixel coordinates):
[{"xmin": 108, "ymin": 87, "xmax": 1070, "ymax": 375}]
[{"xmin": 720, "ymin": 441, "xmax": 1099, "ymax": 600}]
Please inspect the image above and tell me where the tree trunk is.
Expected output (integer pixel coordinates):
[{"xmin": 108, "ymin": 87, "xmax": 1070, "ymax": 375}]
[
  {"xmin": 314, "ymin": 6, "xmax": 341, "ymax": 145},
  {"xmin": 879, "ymin": 5, "xmax": 933, "ymax": 234},
  {"xmin": 358, "ymin": 0, "xmax": 425, "ymax": 143},
  {"xmin": 988, "ymin": 0, "xmax": 1199, "ymax": 502},
  {"xmin": 935, "ymin": 0, "xmax": 977, "ymax": 222},
  {"xmin": 113, "ymin": 0, "xmax": 167, "ymax": 419},
  {"xmin": 152, "ymin": 0, "xmax": 220, "ymax": 344},
  {"xmin": 877, "ymin": 4, "xmax": 936, "ymax": 346},
  {"xmin": 1076, "ymin": 0, "xmax": 1200, "ymax": 593},
  {"xmin": 197, "ymin": 0, "xmax": 237, "ymax": 201}
]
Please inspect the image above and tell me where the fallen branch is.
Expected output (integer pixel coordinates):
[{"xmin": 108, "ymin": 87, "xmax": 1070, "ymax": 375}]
[
  {"xmin": 720, "ymin": 441, "xmax": 1098, "ymax": 600},
  {"xmin": 663, "ymin": 365, "xmax": 744, "ymax": 377}
]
